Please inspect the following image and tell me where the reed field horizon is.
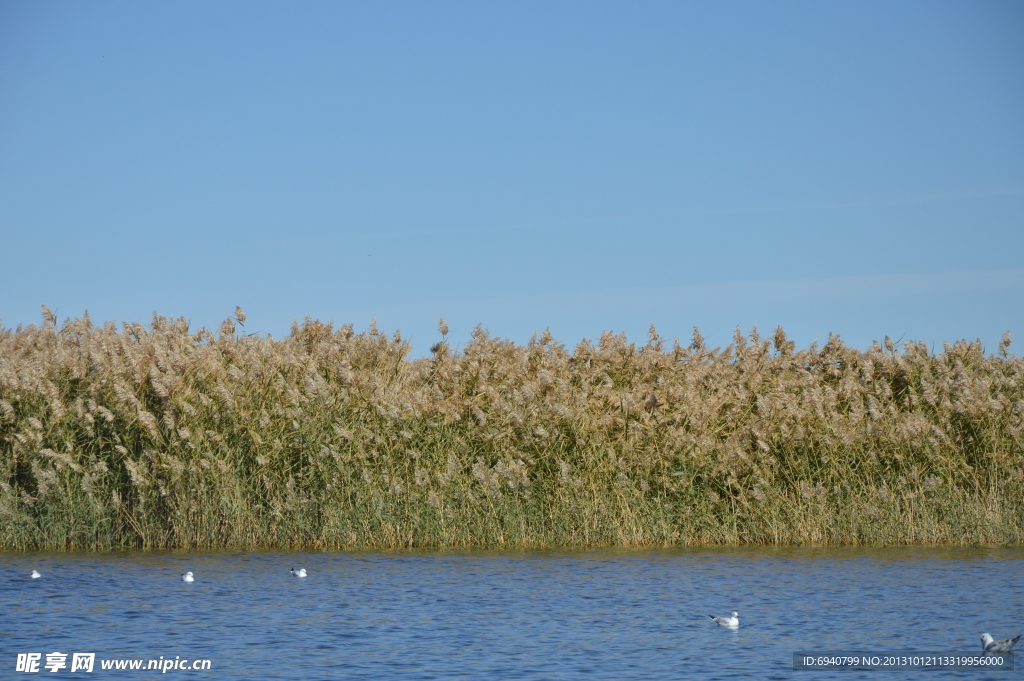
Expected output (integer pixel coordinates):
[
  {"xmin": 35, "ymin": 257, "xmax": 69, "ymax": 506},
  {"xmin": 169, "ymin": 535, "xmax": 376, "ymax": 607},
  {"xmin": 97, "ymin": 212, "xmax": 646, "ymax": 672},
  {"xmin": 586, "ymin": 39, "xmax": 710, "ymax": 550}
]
[{"xmin": 1, "ymin": 306, "xmax": 1021, "ymax": 551}]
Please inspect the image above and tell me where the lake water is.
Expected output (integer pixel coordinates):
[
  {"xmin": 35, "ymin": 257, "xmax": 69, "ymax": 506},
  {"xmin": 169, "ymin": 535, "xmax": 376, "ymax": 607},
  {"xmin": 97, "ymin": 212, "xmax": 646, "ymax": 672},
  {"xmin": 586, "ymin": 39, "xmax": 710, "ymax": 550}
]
[{"xmin": 1, "ymin": 546, "xmax": 1021, "ymax": 679}]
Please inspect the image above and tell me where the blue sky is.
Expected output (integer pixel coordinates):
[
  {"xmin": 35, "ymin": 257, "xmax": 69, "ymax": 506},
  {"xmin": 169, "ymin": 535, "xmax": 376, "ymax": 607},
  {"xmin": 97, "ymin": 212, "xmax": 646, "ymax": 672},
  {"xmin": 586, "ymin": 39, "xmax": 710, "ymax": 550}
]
[{"xmin": 2, "ymin": 1, "xmax": 1022, "ymax": 355}]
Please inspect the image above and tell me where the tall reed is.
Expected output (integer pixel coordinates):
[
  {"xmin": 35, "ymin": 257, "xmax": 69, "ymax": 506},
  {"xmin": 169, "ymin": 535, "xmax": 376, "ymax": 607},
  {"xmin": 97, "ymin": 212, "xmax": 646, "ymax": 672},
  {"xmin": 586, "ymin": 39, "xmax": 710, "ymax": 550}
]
[{"xmin": 1, "ymin": 309, "xmax": 1021, "ymax": 549}]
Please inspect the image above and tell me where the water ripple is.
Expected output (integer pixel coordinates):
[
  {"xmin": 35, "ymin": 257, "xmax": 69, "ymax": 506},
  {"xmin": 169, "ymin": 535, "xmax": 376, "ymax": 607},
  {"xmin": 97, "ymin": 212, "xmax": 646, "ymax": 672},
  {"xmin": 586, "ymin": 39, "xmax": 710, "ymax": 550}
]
[{"xmin": 1, "ymin": 547, "xmax": 1021, "ymax": 679}]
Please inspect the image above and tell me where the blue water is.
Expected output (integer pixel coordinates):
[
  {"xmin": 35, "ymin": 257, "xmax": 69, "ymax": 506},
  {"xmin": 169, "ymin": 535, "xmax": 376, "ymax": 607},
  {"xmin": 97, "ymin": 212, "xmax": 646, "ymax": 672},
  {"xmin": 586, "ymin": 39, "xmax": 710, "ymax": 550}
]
[{"xmin": 1, "ymin": 547, "xmax": 1021, "ymax": 679}]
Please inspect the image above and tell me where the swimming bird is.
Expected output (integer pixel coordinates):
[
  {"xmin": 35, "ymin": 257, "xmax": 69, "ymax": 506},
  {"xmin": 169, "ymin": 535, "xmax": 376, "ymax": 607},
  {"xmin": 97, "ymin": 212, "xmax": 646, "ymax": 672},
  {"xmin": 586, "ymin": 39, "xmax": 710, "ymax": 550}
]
[
  {"xmin": 31, "ymin": 570, "xmax": 41, "ymax": 579},
  {"xmin": 181, "ymin": 571, "xmax": 194, "ymax": 582},
  {"xmin": 710, "ymin": 611, "xmax": 739, "ymax": 628},
  {"xmin": 981, "ymin": 633, "xmax": 1020, "ymax": 653},
  {"xmin": 290, "ymin": 567, "xmax": 307, "ymax": 578}
]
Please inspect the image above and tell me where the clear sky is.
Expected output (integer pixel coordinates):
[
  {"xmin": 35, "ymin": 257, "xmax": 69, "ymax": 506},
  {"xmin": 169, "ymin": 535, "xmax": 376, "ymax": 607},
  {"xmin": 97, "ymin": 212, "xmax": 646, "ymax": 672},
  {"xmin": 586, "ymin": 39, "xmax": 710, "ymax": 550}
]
[{"xmin": 2, "ymin": 1, "xmax": 1022, "ymax": 356}]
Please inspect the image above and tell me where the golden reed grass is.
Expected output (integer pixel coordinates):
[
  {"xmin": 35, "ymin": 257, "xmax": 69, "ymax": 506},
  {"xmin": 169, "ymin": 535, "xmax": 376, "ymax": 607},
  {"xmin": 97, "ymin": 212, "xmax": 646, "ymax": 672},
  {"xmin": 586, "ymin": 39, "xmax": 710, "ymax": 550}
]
[{"xmin": 1, "ymin": 308, "xmax": 1021, "ymax": 549}]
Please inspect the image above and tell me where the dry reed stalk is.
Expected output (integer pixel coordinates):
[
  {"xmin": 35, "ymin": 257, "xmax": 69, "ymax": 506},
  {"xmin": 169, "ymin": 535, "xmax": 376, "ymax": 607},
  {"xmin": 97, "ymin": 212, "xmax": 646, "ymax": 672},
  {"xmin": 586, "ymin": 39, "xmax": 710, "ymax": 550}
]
[{"xmin": 0, "ymin": 310, "xmax": 1021, "ymax": 549}]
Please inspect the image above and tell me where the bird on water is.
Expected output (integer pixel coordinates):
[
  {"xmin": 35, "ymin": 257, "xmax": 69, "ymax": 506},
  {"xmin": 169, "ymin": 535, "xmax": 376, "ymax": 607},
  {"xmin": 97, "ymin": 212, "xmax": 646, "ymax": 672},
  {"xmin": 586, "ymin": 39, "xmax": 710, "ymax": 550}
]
[
  {"xmin": 710, "ymin": 611, "xmax": 739, "ymax": 628},
  {"xmin": 981, "ymin": 633, "xmax": 1019, "ymax": 653}
]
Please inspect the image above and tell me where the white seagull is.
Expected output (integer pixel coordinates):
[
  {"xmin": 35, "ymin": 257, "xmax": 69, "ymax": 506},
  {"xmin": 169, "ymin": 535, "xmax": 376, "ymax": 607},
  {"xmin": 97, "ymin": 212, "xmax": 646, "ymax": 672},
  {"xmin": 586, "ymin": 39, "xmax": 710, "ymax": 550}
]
[
  {"xmin": 981, "ymin": 633, "xmax": 1020, "ymax": 653},
  {"xmin": 290, "ymin": 567, "xmax": 307, "ymax": 578},
  {"xmin": 181, "ymin": 571, "xmax": 194, "ymax": 582},
  {"xmin": 710, "ymin": 611, "xmax": 739, "ymax": 628},
  {"xmin": 31, "ymin": 570, "xmax": 41, "ymax": 579}
]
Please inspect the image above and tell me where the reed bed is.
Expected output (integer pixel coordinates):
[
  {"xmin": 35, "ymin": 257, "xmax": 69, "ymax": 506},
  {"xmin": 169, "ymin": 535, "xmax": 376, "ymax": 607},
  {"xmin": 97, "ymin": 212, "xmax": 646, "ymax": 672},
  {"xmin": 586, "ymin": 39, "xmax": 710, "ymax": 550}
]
[{"xmin": 1, "ymin": 307, "xmax": 1021, "ymax": 549}]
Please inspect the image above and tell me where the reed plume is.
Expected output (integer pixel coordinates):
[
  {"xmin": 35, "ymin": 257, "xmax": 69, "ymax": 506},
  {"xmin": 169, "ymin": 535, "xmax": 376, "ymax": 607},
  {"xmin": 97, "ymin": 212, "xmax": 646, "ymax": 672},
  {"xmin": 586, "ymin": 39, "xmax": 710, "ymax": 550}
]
[{"xmin": 0, "ymin": 310, "xmax": 1021, "ymax": 549}]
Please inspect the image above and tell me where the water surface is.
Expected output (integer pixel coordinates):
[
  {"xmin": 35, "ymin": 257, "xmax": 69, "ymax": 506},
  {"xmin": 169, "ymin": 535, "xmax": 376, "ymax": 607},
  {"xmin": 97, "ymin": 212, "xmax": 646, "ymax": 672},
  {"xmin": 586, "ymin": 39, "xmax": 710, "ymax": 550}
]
[{"xmin": 2, "ymin": 546, "xmax": 1021, "ymax": 679}]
